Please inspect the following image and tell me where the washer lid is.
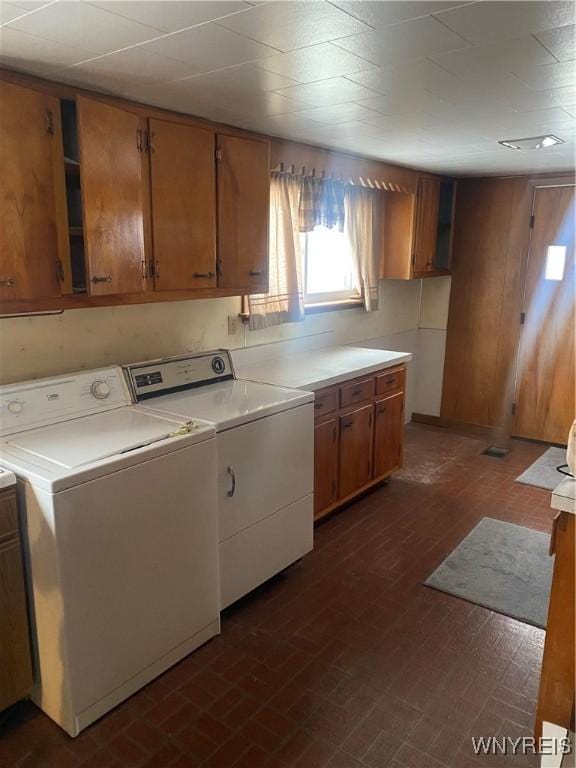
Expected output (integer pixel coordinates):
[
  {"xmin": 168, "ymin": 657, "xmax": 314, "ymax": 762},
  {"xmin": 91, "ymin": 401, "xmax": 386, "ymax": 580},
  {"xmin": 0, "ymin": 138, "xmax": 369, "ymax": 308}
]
[
  {"xmin": 140, "ymin": 379, "xmax": 313, "ymax": 431},
  {"xmin": 5, "ymin": 407, "xmax": 199, "ymax": 469}
]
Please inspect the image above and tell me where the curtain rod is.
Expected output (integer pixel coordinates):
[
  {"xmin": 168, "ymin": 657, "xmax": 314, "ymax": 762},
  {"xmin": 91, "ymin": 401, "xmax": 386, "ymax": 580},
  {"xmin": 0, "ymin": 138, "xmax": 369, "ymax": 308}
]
[{"xmin": 272, "ymin": 163, "xmax": 410, "ymax": 193}]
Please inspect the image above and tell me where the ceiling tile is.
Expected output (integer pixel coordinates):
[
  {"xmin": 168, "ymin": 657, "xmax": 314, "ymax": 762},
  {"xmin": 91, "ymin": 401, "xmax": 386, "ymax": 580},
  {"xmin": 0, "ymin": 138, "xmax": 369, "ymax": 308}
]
[
  {"xmin": 0, "ymin": 25, "xmax": 91, "ymax": 67},
  {"xmin": 330, "ymin": 1, "xmax": 469, "ymax": 29},
  {"xmin": 0, "ymin": 2, "xmax": 34, "ymax": 24},
  {"xmin": 6, "ymin": 1, "xmax": 51, "ymax": 8},
  {"xmin": 217, "ymin": 1, "xmax": 372, "ymax": 52},
  {"xmin": 333, "ymin": 16, "xmax": 469, "ymax": 67},
  {"xmin": 63, "ymin": 46, "xmax": 194, "ymax": 90},
  {"xmin": 434, "ymin": 1, "xmax": 576, "ymax": 44},
  {"xmin": 431, "ymin": 35, "xmax": 556, "ymax": 77},
  {"xmin": 140, "ymin": 22, "xmax": 279, "ymax": 73},
  {"xmin": 7, "ymin": 0, "xmax": 164, "ymax": 55},
  {"xmin": 345, "ymin": 59, "xmax": 460, "ymax": 97},
  {"xmin": 86, "ymin": 1, "xmax": 251, "ymax": 33},
  {"xmin": 181, "ymin": 63, "xmax": 299, "ymax": 96},
  {"xmin": 535, "ymin": 24, "xmax": 576, "ymax": 63},
  {"xmin": 515, "ymin": 59, "xmax": 576, "ymax": 90},
  {"xmin": 356, "ymin": 90, "xmax": 455, "ymax": 119},
  {"xmin": 294, "ymin": 102, "xmax": 383, "ymax": 124},
  {"xmin": 275, "ymin": 76, "xmax": 377, "ymax": 106},
  {"xmin": 254, "ymin": 42, "xmax": 376, "ymax": 83}
]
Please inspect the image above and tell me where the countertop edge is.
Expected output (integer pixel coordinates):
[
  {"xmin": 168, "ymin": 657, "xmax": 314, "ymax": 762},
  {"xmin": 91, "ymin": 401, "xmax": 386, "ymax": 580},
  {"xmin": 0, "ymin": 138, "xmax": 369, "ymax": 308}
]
[{"xmin": 551, "ymin": 477, "xmax": 576, "ymax": 515}]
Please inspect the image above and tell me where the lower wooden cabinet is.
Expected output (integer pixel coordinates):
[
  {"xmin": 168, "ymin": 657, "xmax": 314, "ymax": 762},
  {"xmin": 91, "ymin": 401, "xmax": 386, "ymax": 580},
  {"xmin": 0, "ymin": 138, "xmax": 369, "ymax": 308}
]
[
  {"xmin": 339, "ymin": 404, "xmax": 374, "ymax": 498},
  {"xmin": 0, "ymin": 486, "xmax": 33, "ymax": 712},
  {"xmin": 314, "ymin": 365, "xmax": 405, "ymax": 521},
  {"xmin": 373, "ymin": 391, "xmax": 404, "ymax": 478},
  {"xmin": 314, "ymin": 418, "xmax": 339, "ymax": 515}
]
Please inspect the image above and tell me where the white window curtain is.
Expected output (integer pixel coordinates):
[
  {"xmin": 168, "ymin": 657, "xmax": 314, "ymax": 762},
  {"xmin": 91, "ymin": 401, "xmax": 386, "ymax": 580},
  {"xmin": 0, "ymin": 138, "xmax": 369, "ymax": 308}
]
[
  {"xmin": 345, "ymin": 186, "xmax": 380, "ymax": 312},
  {"xmin": 248, "ymin": 173, "xmax": 305, "ymax": 331}
]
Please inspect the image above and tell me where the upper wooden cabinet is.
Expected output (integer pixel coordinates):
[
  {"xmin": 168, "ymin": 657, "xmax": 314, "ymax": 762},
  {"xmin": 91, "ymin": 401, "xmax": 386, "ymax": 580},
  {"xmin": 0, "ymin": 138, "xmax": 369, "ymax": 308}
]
[
  {"xmin": 380, "ymin": 175, "xmax": 456, "ymax": 280},
  {"xmin": 217, "ymin": 134, "xmax": 270, "ymax": 293},
  {"xmin": 0, "ymin": 81, "xmax": 69, "ymax": 301},
  {"xmin": 149, "ymin": 119, "xmax": 217, "ymax": 291},
  {"xmin": 77, "ymin": 97, "xmax": 151, "ymax": 296}
]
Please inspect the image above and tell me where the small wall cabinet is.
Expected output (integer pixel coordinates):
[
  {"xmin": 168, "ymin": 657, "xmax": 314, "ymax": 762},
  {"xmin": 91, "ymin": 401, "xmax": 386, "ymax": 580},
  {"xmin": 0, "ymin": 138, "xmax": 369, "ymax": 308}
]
[
  {"xmin": 0, "ymin": 79, "xmax": 270, "ymax": 313},
  {"xmin": 313, "ymin": 365, "xmax": 405, "ymax": 521},
  {"xmin": 0, "ymin": 485, "xmax": 33, "ymax": 712},
  {"xmin": 380, "ymin": 175, "xmax": 456, "ymax": 280}
]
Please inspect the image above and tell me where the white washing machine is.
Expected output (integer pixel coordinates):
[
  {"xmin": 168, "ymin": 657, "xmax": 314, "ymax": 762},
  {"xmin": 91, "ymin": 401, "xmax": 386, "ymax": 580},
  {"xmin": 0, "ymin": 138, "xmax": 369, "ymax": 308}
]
[
  {"xmin": 0, "ymin": 367, "xmax": 220, "ymax": 736},
  {"xmin": 124, "ymin": 351, "xmax": 314, "ymax": 609}
]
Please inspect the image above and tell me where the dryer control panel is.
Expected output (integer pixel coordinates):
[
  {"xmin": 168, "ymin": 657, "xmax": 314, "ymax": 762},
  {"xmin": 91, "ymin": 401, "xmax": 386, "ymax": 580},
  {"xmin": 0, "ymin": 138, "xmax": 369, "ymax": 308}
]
[
  {"xmin": 0, "ymin": 367, "xmax": 131, "ymax": 436},
  {"xmin": 124, "ymin": 351, "xmax": 234, "ymax": 401}
]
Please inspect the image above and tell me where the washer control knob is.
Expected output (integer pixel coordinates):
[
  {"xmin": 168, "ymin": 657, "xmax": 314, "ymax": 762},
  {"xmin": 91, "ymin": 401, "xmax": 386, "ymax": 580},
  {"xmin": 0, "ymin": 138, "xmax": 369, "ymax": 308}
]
[
  {"xmin": 211, "ymin": 356, "xmax": 226, "ymax": 375},
  {"xmin": 90, "ymin": 380, "xmax": 111, "ymax": 400},
  {"xmin": 7, "ymin": 400, "xmax": 23, "ymax": 414}
]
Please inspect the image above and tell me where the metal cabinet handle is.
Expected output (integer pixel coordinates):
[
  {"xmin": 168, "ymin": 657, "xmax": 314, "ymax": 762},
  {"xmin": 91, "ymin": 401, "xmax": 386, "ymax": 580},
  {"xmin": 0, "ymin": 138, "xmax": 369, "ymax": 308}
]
[
  {"xmin": 385, "ymin": 377, "xmax": 395, "ymax": 385},
  {"xmin": 194, "ymin": 272, "xmax": 215, "ymax": 279},
  {"xmin": 352, "ymin": 387, "xmax": 363, "ymax": 396},
  {"xmin": 0, "ymin": 278, "xmax": 15, "ymax": 287},
  {"xmin": 342, "ymin": 419, "xmax": 353, "ymax": 429},
  {"xmin": 226, "ymin": 466, "xmax": 236, "ymax": 497},
  {"xmin": 249, "ymin": 270, "xmax": 265, "ymax": 277},
  {"xmin": 91, "ymin": 275, "xmax": 113, "ymax": 284}
]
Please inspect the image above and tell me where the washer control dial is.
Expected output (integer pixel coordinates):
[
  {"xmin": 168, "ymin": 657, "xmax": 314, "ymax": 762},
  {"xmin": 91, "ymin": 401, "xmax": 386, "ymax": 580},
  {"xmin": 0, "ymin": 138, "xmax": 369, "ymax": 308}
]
[
  {"xmin": 7, "ymin": 400, "xmax": 23, "ymax": 414},
  {"xmin": 90, "ymin": 380, "xmax": 111, "ymax": 400},
  {"xmin": 211, "ymin": 356, "xmax": 226, "ymax": 375}
]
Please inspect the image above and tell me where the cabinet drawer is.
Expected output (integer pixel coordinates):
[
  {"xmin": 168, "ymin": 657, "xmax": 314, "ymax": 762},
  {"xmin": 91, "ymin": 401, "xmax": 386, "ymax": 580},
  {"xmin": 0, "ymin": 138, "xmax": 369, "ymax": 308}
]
[
  {"xmin": 0, "ymin": 489, "xmax": 18, "ymax": 542},
  {"xmin": 314, "ymin": 390, "xmax": 338, "ymax": 418},
  {"xmin": 340, "ymin": 378, "xmax": 374, "ymax": 408},
  {"xmin": 376, "ymin": 367, "xmax": 405, "ymax": 395}
]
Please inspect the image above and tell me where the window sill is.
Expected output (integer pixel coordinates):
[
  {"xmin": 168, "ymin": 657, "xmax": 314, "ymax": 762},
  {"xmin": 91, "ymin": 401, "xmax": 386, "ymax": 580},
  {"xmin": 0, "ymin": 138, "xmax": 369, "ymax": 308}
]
[{"xmin": 304, "ymin": 298, "xmax": 364, "ymax": 314}]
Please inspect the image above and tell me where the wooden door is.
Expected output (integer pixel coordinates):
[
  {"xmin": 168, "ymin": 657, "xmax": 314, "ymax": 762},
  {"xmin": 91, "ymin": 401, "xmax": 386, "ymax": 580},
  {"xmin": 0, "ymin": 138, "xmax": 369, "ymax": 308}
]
[
  {"xmin": 412, "ymin": 177, "xmax": 439, "ymax": 275},
  {"xmin": 513, "ymin": 185, "xmax": 575, "ymax": 444},
  {"xmin": 314, "ymin": 418, "xmax": 339, "ymax": 515},
  {"xmin": 149, "ymin": 119, "xmax": 217, "ymax": 290},
  {"xmin": 217, "ymin": 134, "xmax": 269, "ymax": 292},
  {"xmin": 339, "ymin": 404, "xmax": 373, "ymax": 498},
  {"xmin": 77, "ymin": 97, "xmax": 150, "ymax": 295},
  {"xmin": 373, "ymin": 391, "xmax": 404, "ymax": 478},
  {"xmin": 0, "ymin": 81, "xmax": 69, "ymax": 302}
]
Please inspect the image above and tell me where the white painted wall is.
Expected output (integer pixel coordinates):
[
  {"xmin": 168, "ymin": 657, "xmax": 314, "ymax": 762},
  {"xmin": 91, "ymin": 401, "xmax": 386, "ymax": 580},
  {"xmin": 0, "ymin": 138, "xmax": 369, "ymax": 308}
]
[{"xmin": 0, "ymin": 280, "xmax": 420, "ymax": 383}]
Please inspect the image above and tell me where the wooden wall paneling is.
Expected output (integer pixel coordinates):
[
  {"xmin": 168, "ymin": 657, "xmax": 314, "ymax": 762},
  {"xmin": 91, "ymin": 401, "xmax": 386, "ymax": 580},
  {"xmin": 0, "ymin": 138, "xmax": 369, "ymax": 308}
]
[
  {"xmin": 217, "ymin": 134, "xmax": 270, "ymax": 292},
  {"xmin": 441, "ymin": 178, "xmax": 532, "ymax": 430},
  {"xmin": 0, "ymin": 80, "xmax": 69, "ymax": 302},
  {"xmin": 149, "ymin": 119, "xmax": 217, "ymax": 290},
  {"xmin": 77, "ymin": 97, "xmax": 151, "ymax": 296}
]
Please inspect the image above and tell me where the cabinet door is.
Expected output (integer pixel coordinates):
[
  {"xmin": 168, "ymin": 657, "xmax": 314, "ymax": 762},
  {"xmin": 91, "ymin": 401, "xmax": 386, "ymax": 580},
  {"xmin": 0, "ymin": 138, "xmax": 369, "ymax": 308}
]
[
  {"xmin": 413, "ymin": 177, "xmax": 440, "ymax": 274},
  {"xmin": 217, "ymin": 134, "xmax": 269, "ymax": 292},
  {"xmin": 339, "ymin": 404, "xmax": 373, "ymax": 498},
  {"xmin": 77, "ymin": 97, "xmax": 150, "ymax": 295},
  {"xmin": 373, "ymin": 391, "xmax": 404, "ymax": 479},
  {"xmin": 314, "ymin": 418, "xmax": 339, "ymax": 516},
  {"xmin": 0, "ymin": 81, "xmax": 68, "ymax": 301},
  {"xmin": 149, "ymin": 119, "xmax": 217, "ymax": 290}
]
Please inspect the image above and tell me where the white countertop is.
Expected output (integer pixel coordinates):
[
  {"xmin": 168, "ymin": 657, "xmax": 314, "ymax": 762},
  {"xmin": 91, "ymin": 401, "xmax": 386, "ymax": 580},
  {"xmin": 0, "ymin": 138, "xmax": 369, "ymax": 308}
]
[
  {"xmin": 233, "ymin": 345, "xmax": 411, "ymax": 392},
  {"xmin": 551, "ymin": 477, "xmax": 576, "ymax": 515},
  {"xmin": 0, "ymin": 467, "xmax": 16, "ymax": 489}
]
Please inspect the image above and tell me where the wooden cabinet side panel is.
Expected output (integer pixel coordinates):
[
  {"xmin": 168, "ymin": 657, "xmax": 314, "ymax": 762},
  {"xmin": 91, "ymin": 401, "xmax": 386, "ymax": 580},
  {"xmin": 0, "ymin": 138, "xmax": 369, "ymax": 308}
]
[
  {"xmin": 77, "ymin": 97, "xmax": 149, "ymax": 295},
  {"xmin": 150, "ymin": 119, "xmax": 217, "ymax": 291},
  {"xmin": 0, "ymin": 81, "xmax": 65, "ymax": 301},
  {"xmin": 0, "ymin": 489, "xmax": 32, "ymax": 711},
  {"xmin": 217, "ymin": 134, "xmax": 270, "ymax": 292},
  {"xmin": 535, "ymin": 513, "xmax": 575, "ymax": 736}
]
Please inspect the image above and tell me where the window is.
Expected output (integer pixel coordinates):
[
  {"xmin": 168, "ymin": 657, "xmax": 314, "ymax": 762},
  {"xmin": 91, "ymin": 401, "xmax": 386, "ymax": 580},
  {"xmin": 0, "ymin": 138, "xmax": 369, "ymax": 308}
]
[
  {"xmin": 300, "ymin": 225, "xmax": 361, "ymax": 306},
  {"xmin": 544, "ymin": 245, "xmax": 567, "ymax": 281}
]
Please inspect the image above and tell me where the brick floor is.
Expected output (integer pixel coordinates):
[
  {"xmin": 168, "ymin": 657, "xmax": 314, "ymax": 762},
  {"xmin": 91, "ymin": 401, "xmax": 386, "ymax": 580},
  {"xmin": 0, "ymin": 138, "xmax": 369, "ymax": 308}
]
[{"xmin": 0, "ymin": 424, "xmax": 557, "ymax": 768}]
